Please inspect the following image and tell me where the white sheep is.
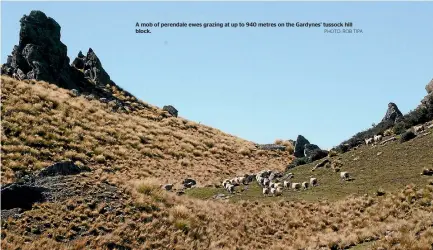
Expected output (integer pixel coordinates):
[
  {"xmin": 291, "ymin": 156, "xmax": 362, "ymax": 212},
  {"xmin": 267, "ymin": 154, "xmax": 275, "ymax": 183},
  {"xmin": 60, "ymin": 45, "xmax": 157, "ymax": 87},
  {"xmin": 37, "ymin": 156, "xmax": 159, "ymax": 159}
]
[
  {"xmin": 283, "ymin": 181, "xmax": 291, "ymax": 188},
  {"xmin": 263, "ymin": 187, "xmax": 270, "ymax": 196},
  {"xmin": 310, "ymin": 177, "xmax": 318, "ymax": 186},
  {"xmin": 226, "ymin": 184, "xmax": 235, "ymax": 193},
  {"xmin": 270, "ymin": 187, "xmax": 276, "ymax": 196},
  {"xmin": 237, "ymin": 176, "xmax": 245, "ymax": 185},
  {"xmin": 374, "ymin": 135, "xmax": 383, "ymax": 143},
  {"xmin": 263, "ymin": 178, "xmax": 270, "ymax": 187},
  {"xmin": 414, "ymin": 125, "xmax": 424, "ymax": 133},
  {"xmin": 272, "ymin": 187, "xmax": 283, "ymax": 196},
  {"xmin": 302, "ymin": 182, "xmax": 309, "ymax": 190},
  {"xmin": 340, "ymin": 171, "xmax": 350, "ymax": 181},
  {"xmin": 274, "ymin": 182, "xmax": 283, "ymax": 189},
  {"xmin": 287, "ymin": 173, "xmax": 294, "ymax": 179},
  {"xmin": 365, "ymin": 138, "xmax": 374, "ymax": 146},
  {"xmin": 291, "ymin": 183, "xmax": 301, "ymax": 190}
]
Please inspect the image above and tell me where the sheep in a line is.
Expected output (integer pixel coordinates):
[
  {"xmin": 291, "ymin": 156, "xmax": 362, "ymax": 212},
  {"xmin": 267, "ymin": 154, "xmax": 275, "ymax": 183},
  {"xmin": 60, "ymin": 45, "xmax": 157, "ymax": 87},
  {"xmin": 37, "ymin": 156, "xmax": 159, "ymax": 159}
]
[
  {"xmin": 226, "ymin": 184, "xmax": 235, "ymax": 193},
  {"xmin": 291, "ymin": 182, "xmax": 301, "ymax": 190},
  {"xmin": 374, "ymin": 135, "xmax": 383, "ymax": 143},
  {"xmin": 340, "ymin": 171, "xmax": 350, "ymax": 181},
  {"xmin": 283, "ymin": 180, "xmax": 291, "ymax": 188},
  {"xmin": 414, "ymin": 125, "xmax": 424, "ymax": 134},
  {"xmin": 263, "ymin": 187, "xmax": 270, "ymax": 196},
  {"xmin": 365, "ymin": 138, "xmax": 374, "ymax": 146},
  {"xmin": 310, "ymin": 177, "xmax": 318, "ymax": 186},
  {"xmin": 271, "ymin": 186, "xmax": 283, "ymax": 196},
  {"xmin": 302, "ymin": 182, "xmax": 309, "ymax": 190}
]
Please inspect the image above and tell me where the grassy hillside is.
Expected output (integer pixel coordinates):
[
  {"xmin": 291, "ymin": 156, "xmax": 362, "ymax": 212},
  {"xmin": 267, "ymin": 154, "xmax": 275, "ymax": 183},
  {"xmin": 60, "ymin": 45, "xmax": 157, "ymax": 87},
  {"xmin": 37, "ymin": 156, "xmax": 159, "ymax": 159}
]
[
  {"xmin": 187, "ymin": 129, "xmax": 433, "ymax": 202},
  {"xmin": 1, "ymin": 76, "xmax": 293, "ymax": 186},
  {"xmin": 1, "ymin": 75, "xmax": 433, "ymax": 250}
]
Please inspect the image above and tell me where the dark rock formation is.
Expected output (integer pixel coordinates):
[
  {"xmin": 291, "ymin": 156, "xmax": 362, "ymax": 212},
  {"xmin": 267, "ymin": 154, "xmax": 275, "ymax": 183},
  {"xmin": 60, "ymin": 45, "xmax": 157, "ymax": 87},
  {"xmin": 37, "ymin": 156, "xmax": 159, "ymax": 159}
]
[
  {"xmin": 1, "ymin": 11, "xmax": 79, "ymax": 89},
  {"xmin": 303, "ymin": 144, "xmax": 320, "ymax": 158},
  {"xmin": 382, "ymin": 102, "xmax": 403, "ymax": 123},
  {"xmin": 72, "ymin": 48, "xmax": 111, "ymax": 87},
  {"xmin": 1, "ymin": 10, "xmax": 149, "ymax": 114},
  {"xmin": 400, "ymin": 131, "xmax": 416, "ymax": 143},
  {"xmin": 286, "ymin": 157, "xmax": 308, "ymax": 170},
  {"xmin": 294, "ymin": 135, "xmax": 310, "ymax": 157},
  {"xmin": 309, "ymin": 149, "xmax": 329, "ymax": 162},
  {"xmin": 1, "ymin": 183, "xmax": 47, "ymax": 210},
  {"xmin": 182, "ymin": 178, "xmax": 196, "ymax": 188},
  {"xmin": 163, "ymin": 105, "xmax": 178, "ymax": 117},
  {"xmin": 38, "ymin": 161, "xmax": 90, "ymax": 177},
  {"xmin": 426, "ymin": 79, "xmax": 433, "ymax": 94},
  {"xmin": 255, "ymin": 144, "xmax": 286, "ymax": 151}
]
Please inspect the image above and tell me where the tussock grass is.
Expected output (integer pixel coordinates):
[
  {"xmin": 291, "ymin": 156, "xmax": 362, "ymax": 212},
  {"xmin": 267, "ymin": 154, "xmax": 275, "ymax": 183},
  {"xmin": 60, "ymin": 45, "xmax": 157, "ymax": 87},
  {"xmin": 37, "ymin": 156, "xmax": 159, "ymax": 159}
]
[{"xmin": 0, "ymin": 76, "xmax": 291, "ymax": 184}]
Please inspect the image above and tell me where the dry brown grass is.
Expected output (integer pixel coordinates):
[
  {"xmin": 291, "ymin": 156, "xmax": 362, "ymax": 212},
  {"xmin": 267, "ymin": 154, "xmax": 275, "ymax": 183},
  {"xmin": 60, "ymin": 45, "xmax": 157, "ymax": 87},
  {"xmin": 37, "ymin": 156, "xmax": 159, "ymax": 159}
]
[
  {"xmin": 1, "ymin": 76, "xmax": 292, "ymax": 185},
  {"xmin": 2, "ymin": 178, "xmax": 432, "ymax": 249},
  {"xmin": 2, "ymin": 76, "xmax": 433, "ymax": 250}
]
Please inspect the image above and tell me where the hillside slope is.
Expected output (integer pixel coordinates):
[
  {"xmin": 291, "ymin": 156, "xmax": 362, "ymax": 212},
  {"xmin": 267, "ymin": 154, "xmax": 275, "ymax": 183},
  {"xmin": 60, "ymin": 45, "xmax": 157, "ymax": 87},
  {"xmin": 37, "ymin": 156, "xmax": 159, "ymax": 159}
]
[{"xmin": 1, "ymin": 76, "xmax": 293, "ymax": 186}]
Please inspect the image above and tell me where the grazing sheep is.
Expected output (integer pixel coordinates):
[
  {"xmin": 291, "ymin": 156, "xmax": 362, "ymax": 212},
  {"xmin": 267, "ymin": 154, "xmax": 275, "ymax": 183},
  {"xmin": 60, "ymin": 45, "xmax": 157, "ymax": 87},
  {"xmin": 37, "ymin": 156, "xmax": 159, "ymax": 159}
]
[
  {"xmin": 238, "ymin": 176, "xmax": 246, "ymax": 185},
  {"xmin": 365, "ymin": 138, "xmax": 374, "ymax": 146},
  {"xmin": 283, "ymin": 181, "xmax": 291, "ymax": 188},
  {"xmin": 287, "ymin": 173, "xmax": 294, "ymax": 179},
  {"xmin": 263, "ymin": 187, "xmax": 270, "ymax": 196},
  {"xmin": 269, "ymin": 182, "xmax": 275, "ymax": 188},
  {"xmin": 270, "ymin": 187, "xmax": 276, "ymax": 196},
  {"xmin": 263, "ymin": 178, "xmax": 270, "ymax": 187},
  {"xmin": 257, "ymin": 176, "xmax": 264, "ymax": 186},
  {"xmin": 226, "ymin": 184, "xmax": 235, "ymax": 193},
  {"xmin": 274, "ymin": 182, "xmax": 283, "ymax": 189},
  {"xmin": 374, "ymin": 135, "xmax": 383, "ymax": 143},
  {"xmin": 310, "ymin": 178, "xmax": 318, "ymax": 186},
  {"xmin": 291, "ymin": 183, "xmax": 301, "ymax": 190},
  {"xmin": 414, "ymin": 125, "xmax": 424, "ymax": 134},
  {"xmin": 302, "ymin": 182, "xmax": 309, "ymax": 190},
  {"xmin": 340, "ymin": 171, "xmax": 350, "ymax": 181}
]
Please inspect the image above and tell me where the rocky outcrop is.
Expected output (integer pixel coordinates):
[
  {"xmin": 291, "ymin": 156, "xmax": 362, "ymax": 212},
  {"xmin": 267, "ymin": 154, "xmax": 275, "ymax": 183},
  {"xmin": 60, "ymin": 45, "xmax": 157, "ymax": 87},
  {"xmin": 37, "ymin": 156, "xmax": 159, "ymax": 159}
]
[
  {"xmin": 294, "ymin": 135, "xmax": 310, "ymax": 158},
  {"xmin": 1, "ymin": 183, "xmax": 47, "ymax": 210},
  {"xmin": 1, "ymin": 10, "xmax": 148, "ymax": 114},
  {"xmin": 72, "ymin": 48, "xmax": 111, "ymax": 87},
  {"xmin": 426, "ymin": 79, "xmax": 433, "ymax": 94},
  {"xmin": 255, "ymin": 144, "xmax": 286, "ymax": 151},
  {"xmin": 163, "ymin": 105, "xmax": 178, "ymax": 117},
  {"xmin": 382, "ymin": 102, "xmax": 403, "ymax": 123},
  {"xmin": 38, "ymin": 161, "xmax": 90, "ymax": 177},
  {"xmin": 303, "ymin": 144, "xmax": 320, "ymax": 157},
  {"xmin": 1, "ymin": 11, "xmax": 79, "ymax": 89}
]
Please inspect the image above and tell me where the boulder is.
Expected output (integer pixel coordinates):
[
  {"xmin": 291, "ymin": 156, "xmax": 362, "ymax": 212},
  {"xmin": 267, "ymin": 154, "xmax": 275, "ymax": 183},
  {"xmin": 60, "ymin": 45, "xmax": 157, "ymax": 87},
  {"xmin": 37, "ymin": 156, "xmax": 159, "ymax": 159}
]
[
  {"xmin": 294, "ymin": 135, "xmax": 310, "ymax": 157},
  {"xmin": 182, "ymin": 178, "xmax": 196, "ymax": 188},
  {"xmin": 163, "ymin": 105, "xmax": 178, "ymax": 117},
  {"xmin": 38, "ymin": 161, "xmax": 90, "ymax": 177},
  {"xmin": 1, "ymin": 183, "xmax": 48, "ymax": 210},
  {"xmin": 303, "ymin": 144, "xmax": 320, "ymax": 158},
  {"xmin": 400, "ymin": 131, "xmax": 416, "ymax": 143},
  {"xmin": 381, "ymin": 102, "xmax": 403, "ymax": 123},
  {"xmin": 309, "ymin": 149, "xmax": 329, "ymax": 162}
]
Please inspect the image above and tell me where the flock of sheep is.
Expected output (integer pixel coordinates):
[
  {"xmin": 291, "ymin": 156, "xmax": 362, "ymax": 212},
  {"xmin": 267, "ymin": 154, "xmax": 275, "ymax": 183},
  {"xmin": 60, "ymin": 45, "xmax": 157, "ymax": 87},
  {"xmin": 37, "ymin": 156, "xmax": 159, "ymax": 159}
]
[
  {"xmin": 221, "ymin": 169, "xmax": 351, "ymax": 197},
  {"xmin": 365, "ymin": 124, "xmax": 428, "ymax": 146}
]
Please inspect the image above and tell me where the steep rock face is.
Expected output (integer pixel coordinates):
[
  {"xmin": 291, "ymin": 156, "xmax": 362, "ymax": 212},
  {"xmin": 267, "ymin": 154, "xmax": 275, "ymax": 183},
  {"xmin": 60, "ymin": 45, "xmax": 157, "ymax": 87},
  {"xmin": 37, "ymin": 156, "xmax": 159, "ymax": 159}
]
[
  {"xmin": 72, "ymin": 48, "xmax": 112, "ymax": 88},
  {"xmin": 1, "ymin": 11, "xmax": 78, "ymax": 89},
  {"xmin": 382, "ymin": 102, "xmax": 403, "ymax": 123},
  {"xmin": 294, "ymin": 135, "xmax": 310, "ymax": 158}
]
